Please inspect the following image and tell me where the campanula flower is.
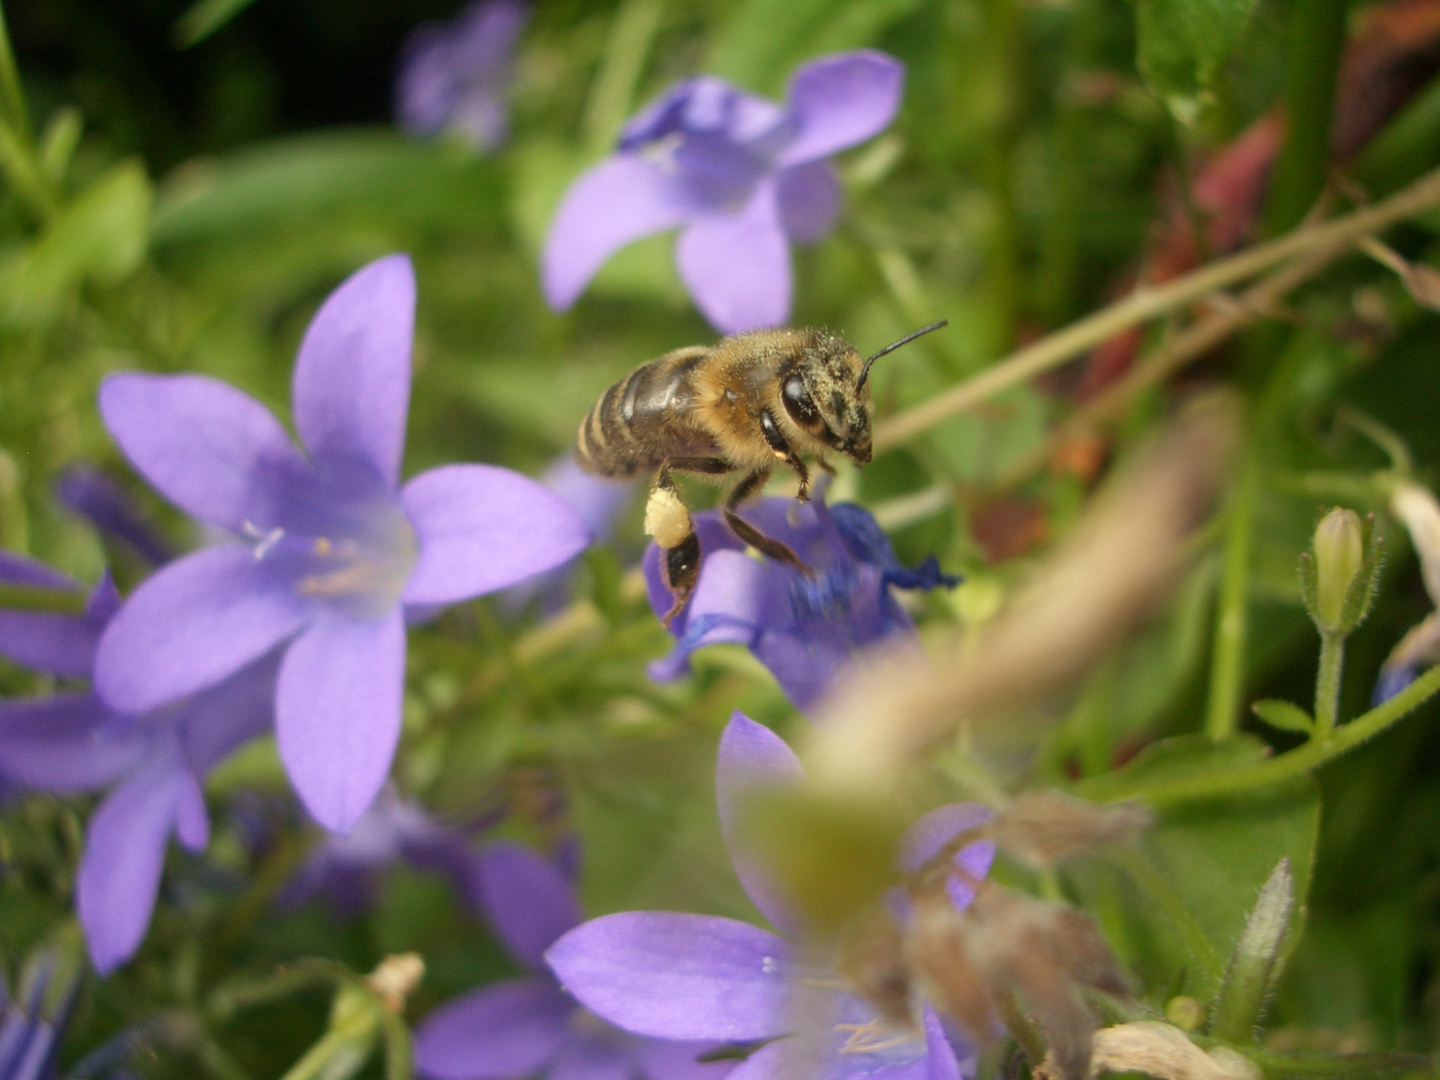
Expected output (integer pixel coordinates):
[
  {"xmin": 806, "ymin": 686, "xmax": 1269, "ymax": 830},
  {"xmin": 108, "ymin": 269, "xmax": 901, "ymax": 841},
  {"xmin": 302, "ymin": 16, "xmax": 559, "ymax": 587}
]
[
  {"xmin": 414, "ymin": 841, "xmax": 734, "ymax": 1080},
  {"xmin": 0, "ymin": 552, "xmax": 276, "ymax": 973},
  {"xmin": 547, "ymin": 714, "xmax": 990, "ymax": 1080},
  {"xmin": 93, "ymin": 255, "xmax": 592, "ymax": 833},
  {"xmin": 396, "ymin": 0, "xmax": 528, "ymax": 151},
  {"xmin": 543, "ymin": 51, "xmax": 903, "ymax": 333},
  {"xmin": 284, "ymin": 786, "xmax": 481, "ymax": 915},
  {"xmin": 644, "ymin": 494, "xmax": 959, "ymax": 709},
  {"xmin": 0, "ymin": 942, "xmax": 81, "ymax": 1080},
  {"xmin": 1373, "ymin": 480, "xmax": 1440, "ymax": 702}
]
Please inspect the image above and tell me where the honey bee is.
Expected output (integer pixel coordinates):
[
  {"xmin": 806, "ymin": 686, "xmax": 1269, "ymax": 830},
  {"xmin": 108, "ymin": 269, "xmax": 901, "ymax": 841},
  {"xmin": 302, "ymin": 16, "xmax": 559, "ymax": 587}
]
[{"xmin": 576, "ymin": 321, "xmax": 946, "ymax": 624}]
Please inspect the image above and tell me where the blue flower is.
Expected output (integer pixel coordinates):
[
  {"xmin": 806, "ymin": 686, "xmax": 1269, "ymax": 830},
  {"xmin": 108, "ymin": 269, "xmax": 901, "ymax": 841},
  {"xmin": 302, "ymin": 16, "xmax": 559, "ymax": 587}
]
[
  {"xmin": 543, "ymin": 51, "xmax": 903, "ymax": 333},
  {"xmin": 546, "ymin": 714, "xmax": 993, "ymax": 1080},
  {"xmin": 92, "ymin": 255, "xmax": 591, "ymax": 833},
  {"xmin": 396, "ymin": 0, "xmax": 529, "ymax": 152},
  {"xmin": 0, "ymin": 553, "xmax": 275, "ymax": 973},
  {"xmin": 643, "ymin": 494, "xmax": 959, "ymax": 709}
]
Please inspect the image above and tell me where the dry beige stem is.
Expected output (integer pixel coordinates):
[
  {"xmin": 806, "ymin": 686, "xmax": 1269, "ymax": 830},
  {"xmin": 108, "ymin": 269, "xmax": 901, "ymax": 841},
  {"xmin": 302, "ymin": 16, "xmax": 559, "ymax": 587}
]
[
  {"xmin": 1048, "ymin": 1022, "xmax": 1260, "ymax": 1080},
  {"xmin": 994, "ymin": 791, "xmax": 1154, "ymax": 869},
  {"xmin": 365, "ymin": 952, "xmax": 425, "ymax": 1013},
  {"xmin": 804, "ymin": 396, "xmax": 1237, "ymax": 796}
]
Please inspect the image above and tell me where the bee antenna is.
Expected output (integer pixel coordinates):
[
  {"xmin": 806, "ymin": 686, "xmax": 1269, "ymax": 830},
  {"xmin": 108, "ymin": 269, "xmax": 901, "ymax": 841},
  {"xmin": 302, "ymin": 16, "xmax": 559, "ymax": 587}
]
[{"xmin": 857, "ymin": 320, "xmax": 947, "ymax": 392}]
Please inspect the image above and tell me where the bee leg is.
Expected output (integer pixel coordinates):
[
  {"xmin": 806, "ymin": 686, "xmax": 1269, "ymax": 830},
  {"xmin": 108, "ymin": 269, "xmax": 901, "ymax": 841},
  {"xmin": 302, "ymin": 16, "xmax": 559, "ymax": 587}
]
[
  {"xmin": 758, "ymin": 407, "xmax": 812, "ymax": 502},
  {"xmin": 645, "ymin": 464, "xmax": 702, "ymax": 628},
  {"xmin": 816, "ymin": 455, "xmax": 836, "ymax": 476},
  {"xmin": 723, "ymin": 468, "xmax": 813, "ymax": 576}
]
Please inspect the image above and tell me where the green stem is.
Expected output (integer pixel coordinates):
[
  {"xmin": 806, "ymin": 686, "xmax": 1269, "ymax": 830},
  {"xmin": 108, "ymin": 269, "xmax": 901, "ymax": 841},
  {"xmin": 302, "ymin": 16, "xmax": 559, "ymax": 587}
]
[
  {"xmin": 1245, "ymin": 1049, "xmax": 1433, "ymax": 1078},
  {"xmin": 1081, "ymin": 663, "xmax": 1440, "ymax": 805},
  {"xmin": 581, "ymin": 0, "xmax": 663, "ymax": 157},
  {"xmin": 1205, "ymin": 457, "xmax": 1257, "ymax": 741},
  {"xmin": 0, "ymin": 582, "xmax": 87, "ymax": 615},
  {"xmin": 1265, "ymin": 0, "xmax": 1347, "ymax": 234},
  {"xmin": 1313, "ymin": 631, "xmax": 1344, "ymax": 733},
  {"xmin": 0, "ymin": 3, "xmax": 31, "ymax": 143},
  {"xmin": 0, "ymin": 112, "xmax": 59, "ymax": 221}
]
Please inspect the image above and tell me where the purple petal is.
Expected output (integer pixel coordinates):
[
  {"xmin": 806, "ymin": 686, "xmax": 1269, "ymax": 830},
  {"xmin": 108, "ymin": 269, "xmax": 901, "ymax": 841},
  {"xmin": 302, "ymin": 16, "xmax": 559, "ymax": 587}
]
[
  {"xmin": 676, "ymin": 183, "xmax": 790, "ymax": 334},
  {"xmin": 717, "ymin": 713, "xmax": 805, "ymax": 934},
  {"xmin": 542, "ymin": 156, "xmax": 691, "ymax": 311},
  {"xmin": 636, "ymin": 1037, "xmax": 739, "ymax": 1080},
  {"xmin": 0, "ymin": 609, "xmax": 100, "ymax": 679},
  {"xmin": 477, "ymin": 842, "xmax": 582, "ymax": 969},
  {"xmin": 76, "ymin": 749, "xmax": 196, "ymax": 973},
  {"xmin": 776, "ymin": 51, "xmax": 904, "ymax": 168},
  {"xmin": 900, "ymin": 804, "xmax": 994, "ymax": 911},
  {"xmin": 414, "ymin": 978, "xmax": 570, "ymax": 1080},
  {"xmin": 924, "ymin": 1007, "xmax": 964, "ymax": 1080},
  {"xmin": 175, "ymin": 651, "xmax": 280, "ymax": 775},
  {"xmin": 0, "ymin": 551, "xmax": 76, "ymax": 590},
  {"xmin": 292, "ymin": 255, "xmax": 415, "ymax": 487},
  {"xmin": 750, "ymin": 630, "xmax": 854, "ymax": 711},
  {"xmin": 276, "ymin": 610, "xmax": 405, "ymax": 833},
  {"xmin": 546, "ymin": 912, "xmax": 788, "ymax": 1041},
  {"xmin": 0, "ymin": 695, "xmax": 144, "ymax": 791},
  {"xmin": 776, "ymin": 160, "xmax": 842, "ymax": 245},
  {"xmin": 56, "ymin": 465, "xmax": 174, "ymax": 565},
  {"xmin": 94, "ymin": 546, "xmax": 308, "ymax": 713},
  {"xmin": 549, "ymin": 1038, "xmax": 635, "ymax": 1080},
  {"xmin": 401, "ymin": 465, "xmax": 592, "ymax": 605},
  {"xmin": 99, "ymin": 373, "xmax": 304, "ymax": 533}
]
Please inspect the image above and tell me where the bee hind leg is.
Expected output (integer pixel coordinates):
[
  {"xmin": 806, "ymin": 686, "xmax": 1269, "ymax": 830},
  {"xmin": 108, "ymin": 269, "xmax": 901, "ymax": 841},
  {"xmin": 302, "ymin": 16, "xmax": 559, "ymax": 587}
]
[
  {"xmin": 723, "ymin": 468, "xmax": 813, "ymax": 576},
  {"xmin": 645, "ymin": 464, "xmax": 702, "ymax": 628}
]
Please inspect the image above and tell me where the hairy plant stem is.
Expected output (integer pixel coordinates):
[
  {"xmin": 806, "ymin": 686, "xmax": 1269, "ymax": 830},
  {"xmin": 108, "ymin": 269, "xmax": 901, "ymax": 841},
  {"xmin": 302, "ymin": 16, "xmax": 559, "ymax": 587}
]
[
  {"xmin": 1205, "ymin": 456, "xmax": 1257, "ymax": 741},
  {"xmin": 1078, "ymin": 663, "xmax": 1440, "ymax": 806},
  {"xmin": 1313, "ymin": 631, "xmax": 1344, "ymax": 733},
  {"xmin": 873, "ymin": 164, "xmax": 1440, "ymax": 450}
]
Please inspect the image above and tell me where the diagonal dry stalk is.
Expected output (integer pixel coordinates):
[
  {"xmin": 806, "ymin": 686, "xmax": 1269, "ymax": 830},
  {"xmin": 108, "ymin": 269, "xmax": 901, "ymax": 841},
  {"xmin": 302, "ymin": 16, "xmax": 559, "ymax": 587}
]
[{"xmin": 873, "ymin": 165, "xmax": 1440, "ymax": 451}]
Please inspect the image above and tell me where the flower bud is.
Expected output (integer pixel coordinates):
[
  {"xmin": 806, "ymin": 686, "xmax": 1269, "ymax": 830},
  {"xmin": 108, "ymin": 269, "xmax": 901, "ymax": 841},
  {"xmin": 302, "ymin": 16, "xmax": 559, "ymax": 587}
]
[{"xmin": 1312, "ymin": 509, "xmax": 1365, "ymax": 631}]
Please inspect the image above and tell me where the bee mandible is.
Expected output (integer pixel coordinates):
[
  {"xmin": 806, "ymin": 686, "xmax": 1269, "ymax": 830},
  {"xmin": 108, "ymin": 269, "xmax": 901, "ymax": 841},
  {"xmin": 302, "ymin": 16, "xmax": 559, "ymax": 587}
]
[{"xmin": 576, "ymin": 321, "xmax": 947, "ymax": 625}]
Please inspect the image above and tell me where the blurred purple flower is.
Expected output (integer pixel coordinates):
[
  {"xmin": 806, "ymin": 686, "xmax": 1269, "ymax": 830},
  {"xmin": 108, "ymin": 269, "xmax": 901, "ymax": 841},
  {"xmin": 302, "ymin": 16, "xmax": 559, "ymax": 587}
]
[
  {"xmin": 501, "ymin": 455, "xmax": 634, "ymax": 616},
  {"xmin": 1375, "ymin": 481, "xmax": 1440, "ymax": 704},
  {"xmin": 56, "ymin": 465, "xmax": 173, "ymax": 566},
  {"xmin": 543, "ymin": 51, "xmax": 903, "ymax": 333},
  {"xmin": 397, "ymin": 0, "xmax": 528, "ymax": 152},
  {"xmin": 644, "ymin": 494, "xmax": 958, "ymax": 709},
  {"xmin": 414, "ymin": 841, "xmax": 734, "ymax": 1080},
  {"xmin": 0, "ymin": 943, "xmax": 80, "ymax": 1080},
  {"xmin": 92, "ymin": 255, "xmax": 592, "ymax": 834},
  {"xmin": 284, "ymin": 787, "xmax": 481, "ymax": 915},
  {"xmin": 0, "ymin": 553, "xmax": 276, "ymax": 973},
  {"xmin": 546, "ymin": 713, "xmax": 992, "ymax": 1080}
]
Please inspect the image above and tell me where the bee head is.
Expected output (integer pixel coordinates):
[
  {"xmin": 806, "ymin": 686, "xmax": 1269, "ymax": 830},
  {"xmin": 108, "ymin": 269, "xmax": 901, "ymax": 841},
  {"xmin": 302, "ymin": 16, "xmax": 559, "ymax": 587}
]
[{"xmin": 780, "ymin": 322, "xmax": 947, "ymax": 465}]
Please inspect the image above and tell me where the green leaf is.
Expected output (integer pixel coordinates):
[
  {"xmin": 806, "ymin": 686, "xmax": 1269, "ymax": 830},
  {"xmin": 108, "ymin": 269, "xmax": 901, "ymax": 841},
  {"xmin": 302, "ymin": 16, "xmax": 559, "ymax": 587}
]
[
  {"xmin": 1252, "ymin": 699, "xmax": 1315, "ymax": 736},
  {"xmin": 0, "ymin": 158, "xmax": 151, "ymax": 325},
  {"xmin": 1211, "ymin": 857, "xmax": 1295, "ymax": 1041},
  {"xmin": 1135, "ymin": 0, "xmax": 1260, "ymax": 124},
  {"xmin": 1069, "ymin": 735, "xmax": 1319, "ymax": 1002},
  {"xmin": 709, "ymin": 0, "xmax": 922, "ymax": 94},
  {"xmin": 173, "ymin": 0, "xmax": 261, "ymax": 47}
]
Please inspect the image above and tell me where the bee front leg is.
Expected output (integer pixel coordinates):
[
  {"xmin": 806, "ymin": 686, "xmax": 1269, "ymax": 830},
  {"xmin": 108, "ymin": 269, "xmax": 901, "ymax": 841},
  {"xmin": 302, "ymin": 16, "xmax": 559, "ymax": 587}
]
[
  {"xmin": 723, "ymin": 468, "xmax": 813, "ymax": 576},
  {"xmin": 645, "ymin": 464, "xmax": 701, "ymax": 628}
]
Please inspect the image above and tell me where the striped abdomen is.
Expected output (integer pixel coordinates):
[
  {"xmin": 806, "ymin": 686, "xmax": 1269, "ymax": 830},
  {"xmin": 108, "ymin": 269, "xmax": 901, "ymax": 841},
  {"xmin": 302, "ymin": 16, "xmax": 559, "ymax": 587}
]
[{"xmin": 577, "ymin": 346, "xmax": 720, "ymax": 477}]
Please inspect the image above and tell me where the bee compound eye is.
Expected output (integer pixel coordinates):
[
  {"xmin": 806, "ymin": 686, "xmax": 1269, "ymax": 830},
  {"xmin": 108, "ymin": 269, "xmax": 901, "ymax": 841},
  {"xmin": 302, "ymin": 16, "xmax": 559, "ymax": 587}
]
[{"xmin": 782, "ymin": 375, "xmax": 817, "ymax": 424}]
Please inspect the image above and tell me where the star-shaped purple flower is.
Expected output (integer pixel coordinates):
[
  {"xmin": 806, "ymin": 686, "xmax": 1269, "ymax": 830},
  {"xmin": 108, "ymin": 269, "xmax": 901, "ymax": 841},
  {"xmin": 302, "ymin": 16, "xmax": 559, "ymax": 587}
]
[
  {"xmin": 396, "ymin": 0, "xmax": 529, "ymax": 152},
  {"xmin": 543, "ymin": 51, "xmax": 903, "ymax": 334},
  {"xmin": 414, "ymin": 841, "xmax": 735, "ymax": 1080},
  {"xmin": 645, "ymin": 494, "xmax": 959, "ymax": 709},
  {"xmin": 546, "ymin": 713, "xmax": 994, "ymax": 1080},
  {"xmin": 93, "ymin": 255, "xmax": 592, "ymax": 833},
  {"xmin": 0, "ymin": 553, "xmax": 276, "ymax": 973}
]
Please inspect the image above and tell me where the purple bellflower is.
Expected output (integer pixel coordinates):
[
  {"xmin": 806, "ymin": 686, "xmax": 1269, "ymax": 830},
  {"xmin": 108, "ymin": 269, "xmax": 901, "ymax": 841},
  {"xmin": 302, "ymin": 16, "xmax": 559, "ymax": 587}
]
[
  {"xmin": 92, "ymin": 255, "xmax": 592, "ymax": 833},
  {"xmin": 644, "ymin": 494, "xmax": 959, "ymax": 710},
  {"xmin": 546, "ymin": 713, "xmax": 994, "ymax": 1080},
  {"xmin": 1375, "ymin": 480, "xmax": 1440, "ymax": 703},
  {"xmin": 283, "ymin": 786, "xmax": 481, "ymax": 915},
  {"xmin": 543, "ymin": 51, "xmax": 903, "ymax": 334},
  {"xmin": 414, "ymin": 841, "xmax": 735, "ymax": 1080},
  {"xmin": 396, "ymin": 0, "xmax": 529, "ymax": 152},
  {"xmin": 0, "ymin": 553, "xmax": 276, "ymax": 973}
]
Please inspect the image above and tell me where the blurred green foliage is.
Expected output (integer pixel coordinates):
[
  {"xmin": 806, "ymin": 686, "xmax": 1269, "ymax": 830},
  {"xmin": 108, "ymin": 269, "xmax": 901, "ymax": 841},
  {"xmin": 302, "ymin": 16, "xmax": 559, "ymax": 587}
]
[{"xmin": 2, "ymin": 0, "xmax": 1440, "ymax": 1076}]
